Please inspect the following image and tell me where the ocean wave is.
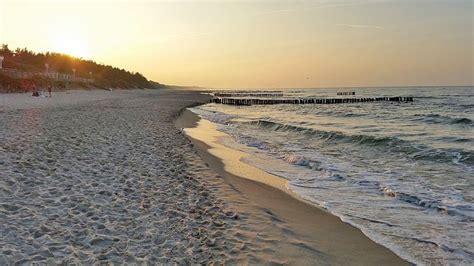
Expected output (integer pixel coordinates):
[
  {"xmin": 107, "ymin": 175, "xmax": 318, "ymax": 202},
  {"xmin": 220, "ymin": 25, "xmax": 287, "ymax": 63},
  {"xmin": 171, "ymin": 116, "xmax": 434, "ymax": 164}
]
[
  {"xmin": 283, "ymin": 154, "xmax": 310, "ymax": 166},
  {"xmin": 381, "ymin": 186, "xmax": 474, "ymax": 220},
  {"xmin": 415, "ymin": 96, "xmax": 441, "ymax": 99},
  {"xmin": 237, "ymin": 122, "xmax": 474, "ymax": 219},
  {"xmin": 412, "ymin": 113, "xmax": 473, "ymax": 126},
  {"xmin": 342, "ymin": 113, "xmax": 365, "ymax": 117},
  {"xmin": 384, "ymin": 233, "xmax": 474, "ymax": 262},
  {"xmin": 439, "ymin": 94, "xmax": 474, "ymax": 97},
  {"xmin": 244, "ymin": 119, "xmax": 474, "ymax": 166},
  {"xmin": 453, "ymin": 118, "xmax": 473, "ymax": 124}
]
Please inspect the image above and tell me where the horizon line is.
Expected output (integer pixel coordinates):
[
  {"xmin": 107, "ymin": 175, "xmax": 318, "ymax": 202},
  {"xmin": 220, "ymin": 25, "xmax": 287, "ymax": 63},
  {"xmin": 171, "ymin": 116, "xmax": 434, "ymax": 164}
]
[{"xmin": 161, "ymin": 84, "xmax": 474, "ymax": 90}]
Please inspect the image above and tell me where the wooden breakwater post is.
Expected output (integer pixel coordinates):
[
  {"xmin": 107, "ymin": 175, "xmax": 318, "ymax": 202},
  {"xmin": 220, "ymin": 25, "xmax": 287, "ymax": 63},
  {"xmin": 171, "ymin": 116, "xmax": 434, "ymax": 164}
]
[
  {"xmin": 211, "ymin": 96, "xmax": 414, "ymax": 106},
  {"xmin": 213, "ymin": 92, "xmax": 284, "ymax": 97},
  {"xmin": 337, "ymin": 92, "xmax": 356, "ymax": 95}
]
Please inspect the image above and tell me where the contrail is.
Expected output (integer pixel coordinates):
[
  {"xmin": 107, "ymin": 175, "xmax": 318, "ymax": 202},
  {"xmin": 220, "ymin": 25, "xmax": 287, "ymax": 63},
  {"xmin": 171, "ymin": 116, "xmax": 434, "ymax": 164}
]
[{"xmin": 335, "ymin": 24, "xmax": 384, "ymax": 29}]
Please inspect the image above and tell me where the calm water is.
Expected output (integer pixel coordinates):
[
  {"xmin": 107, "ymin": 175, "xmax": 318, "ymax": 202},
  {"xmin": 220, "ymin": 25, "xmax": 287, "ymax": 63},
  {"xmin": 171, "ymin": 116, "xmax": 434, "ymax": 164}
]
[{"xmin": 191, "ymin": 87, "xmax": 474, "ymax": 264}]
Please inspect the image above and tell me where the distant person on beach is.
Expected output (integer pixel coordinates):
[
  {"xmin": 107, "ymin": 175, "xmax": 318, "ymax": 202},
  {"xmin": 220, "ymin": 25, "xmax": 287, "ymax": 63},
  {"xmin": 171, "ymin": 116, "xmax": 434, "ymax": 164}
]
[
  {"xmin": 32, "ymin": 85, "xmax": 39, "ymax": 97},
  {"xmin": 48, "ymin": 85, "xmax": 52, "ymax": 97}
]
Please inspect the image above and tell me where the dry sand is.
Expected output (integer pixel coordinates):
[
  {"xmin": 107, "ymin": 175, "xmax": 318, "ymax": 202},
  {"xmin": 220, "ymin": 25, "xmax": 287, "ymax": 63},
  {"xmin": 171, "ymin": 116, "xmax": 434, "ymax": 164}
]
[{"xmin": 1, "ymin": 89, "xmax": 408, "ymax": 264}]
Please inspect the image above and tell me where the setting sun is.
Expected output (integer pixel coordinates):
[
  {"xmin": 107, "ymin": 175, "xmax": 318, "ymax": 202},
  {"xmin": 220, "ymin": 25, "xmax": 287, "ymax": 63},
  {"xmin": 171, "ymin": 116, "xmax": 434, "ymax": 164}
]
[{"xmin": 52, "ymin": 35, "xmax": 91, "ymax": 58}]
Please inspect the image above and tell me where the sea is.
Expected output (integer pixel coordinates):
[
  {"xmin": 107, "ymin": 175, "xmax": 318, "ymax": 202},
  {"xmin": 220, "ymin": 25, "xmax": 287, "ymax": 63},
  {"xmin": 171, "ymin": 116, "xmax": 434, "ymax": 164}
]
[{"xmin": 189, "ymin": 86, "xmax": 474, "ymax": 265}]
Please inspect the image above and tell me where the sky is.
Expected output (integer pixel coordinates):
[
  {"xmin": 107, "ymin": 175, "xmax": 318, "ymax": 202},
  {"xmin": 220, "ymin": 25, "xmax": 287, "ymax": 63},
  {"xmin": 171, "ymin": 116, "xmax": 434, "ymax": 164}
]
[{"xmin": 0, "ymin": 0, "xmax": 472, "ymax": 88}]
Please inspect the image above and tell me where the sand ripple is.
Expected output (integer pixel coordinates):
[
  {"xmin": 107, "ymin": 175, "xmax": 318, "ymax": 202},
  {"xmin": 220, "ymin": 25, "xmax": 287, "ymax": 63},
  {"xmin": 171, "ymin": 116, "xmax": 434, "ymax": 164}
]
[{"xmin": 0, "ymin": 92, "xmax": 258, "ymax": 264}]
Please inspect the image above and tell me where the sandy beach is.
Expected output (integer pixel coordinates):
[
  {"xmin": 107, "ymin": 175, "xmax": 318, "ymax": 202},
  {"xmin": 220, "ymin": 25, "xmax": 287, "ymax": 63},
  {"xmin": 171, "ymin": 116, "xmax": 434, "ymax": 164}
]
[{"xmin": 1, "ymin": 89, "xmax": 407, "ymax": 264}]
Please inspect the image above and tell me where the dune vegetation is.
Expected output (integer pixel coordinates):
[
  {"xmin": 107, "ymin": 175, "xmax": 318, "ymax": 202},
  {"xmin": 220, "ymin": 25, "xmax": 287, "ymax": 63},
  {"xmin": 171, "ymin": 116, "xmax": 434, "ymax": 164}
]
[{"xmin": 0, "ymin": 44, "xmax": 156, "ymax": 93}]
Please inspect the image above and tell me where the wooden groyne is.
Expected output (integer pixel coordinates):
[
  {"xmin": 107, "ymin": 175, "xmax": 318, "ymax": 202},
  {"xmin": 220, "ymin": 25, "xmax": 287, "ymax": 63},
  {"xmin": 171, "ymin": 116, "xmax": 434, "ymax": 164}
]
[
  {"xmin": 337, "ymin": 92, "xmax": 356, "ymax": 95},
  {"xmin": 213, "ymin": 92, "xmax": 284, "ymax": 97},
  {"xmin": 211, "ymin": 96, "xmax": 414, "ymax": 106}
]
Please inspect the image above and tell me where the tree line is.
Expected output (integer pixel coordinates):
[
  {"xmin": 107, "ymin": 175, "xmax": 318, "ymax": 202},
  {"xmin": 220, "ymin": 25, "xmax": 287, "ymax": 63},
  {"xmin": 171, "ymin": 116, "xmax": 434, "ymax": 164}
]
[{"xmin": 0, "ymin": 44, "xmax": 154, "ymax": 92}]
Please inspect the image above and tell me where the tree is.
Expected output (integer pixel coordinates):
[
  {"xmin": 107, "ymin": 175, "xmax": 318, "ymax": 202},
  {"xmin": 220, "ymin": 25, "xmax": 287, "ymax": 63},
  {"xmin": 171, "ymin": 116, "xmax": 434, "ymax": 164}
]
[{"xmin": 0, "ymin": 44, "xmax": 153, "ymax": 90}]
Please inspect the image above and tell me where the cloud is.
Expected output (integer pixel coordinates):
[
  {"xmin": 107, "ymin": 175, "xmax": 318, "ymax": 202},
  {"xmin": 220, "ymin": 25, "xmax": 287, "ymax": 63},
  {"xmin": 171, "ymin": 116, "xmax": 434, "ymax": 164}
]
[
  {"xmin": 335, "ymin": 24, "xmax": 384, "ymax": 30},
  {"xmin": 159, "ymin": 32, "xmax": 211, "ymax": 42},
  {"xmin": 258, "ymin": 0, "xmax": 390, "ymax": 15}
]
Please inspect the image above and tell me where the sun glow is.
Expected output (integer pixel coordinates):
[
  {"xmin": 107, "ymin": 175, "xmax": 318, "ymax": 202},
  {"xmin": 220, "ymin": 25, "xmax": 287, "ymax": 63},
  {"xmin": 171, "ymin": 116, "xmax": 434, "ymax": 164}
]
[
  {"xmin": 51, "ymin": 35, "xmax": 91, "ymax": 59},
  {"xmin": 1, "ymin": 1, "xmax": 471, "ymax": 87}
]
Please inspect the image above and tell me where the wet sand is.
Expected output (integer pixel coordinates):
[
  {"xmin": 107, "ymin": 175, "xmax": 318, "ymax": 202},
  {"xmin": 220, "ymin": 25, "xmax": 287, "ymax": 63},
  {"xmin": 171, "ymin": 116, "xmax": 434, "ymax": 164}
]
[
  {"xmin": 1, "ymin": 89, "xmax": 408, "ymax": 264},
  {"xmin": 177, "ymin": 108, "xmax": 409, "ymax": 265}
]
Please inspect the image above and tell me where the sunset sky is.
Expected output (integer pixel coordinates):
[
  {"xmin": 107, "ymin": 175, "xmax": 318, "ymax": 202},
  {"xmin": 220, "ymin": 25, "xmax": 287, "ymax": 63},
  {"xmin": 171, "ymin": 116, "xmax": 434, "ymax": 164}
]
[{"xmin": 1, "ymin": 0, "xmax": 472, "ymax": 88}]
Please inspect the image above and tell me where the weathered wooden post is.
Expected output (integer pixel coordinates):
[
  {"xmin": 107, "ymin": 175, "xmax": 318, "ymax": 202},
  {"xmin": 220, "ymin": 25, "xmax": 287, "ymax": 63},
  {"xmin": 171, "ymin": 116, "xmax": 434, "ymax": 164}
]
[{"xmin": 44, "ymin": 63, "xmax": 49, "ymax": 75}]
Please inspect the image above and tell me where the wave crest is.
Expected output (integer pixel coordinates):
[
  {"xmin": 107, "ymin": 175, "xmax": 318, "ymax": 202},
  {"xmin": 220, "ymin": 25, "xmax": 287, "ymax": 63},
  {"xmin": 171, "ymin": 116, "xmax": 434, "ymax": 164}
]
[{"xmin": 245, "ymin": 119, "xmax": 473, "ymax": 166}]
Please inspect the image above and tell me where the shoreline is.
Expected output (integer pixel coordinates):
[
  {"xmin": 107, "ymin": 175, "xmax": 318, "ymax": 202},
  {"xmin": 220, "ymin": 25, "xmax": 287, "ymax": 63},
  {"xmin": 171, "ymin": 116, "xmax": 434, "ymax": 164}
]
[
  {"xmin": 175, "ymin": 108, "xmax": 409, "ymax": 265},
  {"xmin": 1, "ymin": 88, "xmax": 408, "ymax": 264}
]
